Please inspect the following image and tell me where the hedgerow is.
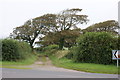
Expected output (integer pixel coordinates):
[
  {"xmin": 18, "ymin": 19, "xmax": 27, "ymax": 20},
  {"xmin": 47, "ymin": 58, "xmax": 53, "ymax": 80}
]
[
  {"xmin": 2, "ymin": 39, "xmax": 32, "ymax": 61},
  {"xmin": 72, "ymin": 32, "xmax": 117, "ymax": 65}
]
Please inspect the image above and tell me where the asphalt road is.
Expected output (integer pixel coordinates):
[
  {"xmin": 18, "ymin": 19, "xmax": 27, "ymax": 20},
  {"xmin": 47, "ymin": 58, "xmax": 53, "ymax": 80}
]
[
  {"xmin": 1, "ymin": 57, "xmax": 119, "ymax": 78},
  {"xmin": 1, "ymin": 68, "xmax": 118, "ymax": 78}
]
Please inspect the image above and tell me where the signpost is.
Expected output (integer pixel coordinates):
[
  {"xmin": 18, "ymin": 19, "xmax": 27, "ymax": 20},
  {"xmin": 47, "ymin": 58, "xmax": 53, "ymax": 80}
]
[{"xmin": 112, "ymin": 50, "xmax": 120, "ymax": 67}]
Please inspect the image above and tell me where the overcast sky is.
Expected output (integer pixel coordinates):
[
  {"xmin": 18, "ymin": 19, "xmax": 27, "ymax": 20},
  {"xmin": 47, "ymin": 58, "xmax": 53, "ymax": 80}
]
[{"xmin": 0, "ymin": 0, "xmax": 119, "ymax": 39}]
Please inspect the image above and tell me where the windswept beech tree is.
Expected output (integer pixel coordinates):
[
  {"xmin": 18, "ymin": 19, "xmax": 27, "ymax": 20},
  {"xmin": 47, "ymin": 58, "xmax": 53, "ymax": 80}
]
[
  {"xmin": 10, "ymin": 20, "xmax": 44, "ymax": 49},
  {"xmin": 83, "ymin": 20, "xmax": 119, "ymax": 34},
  {"xmin": 10, "ymin": 14, "xmax": 58, "ymax": 49},
  {"xmin": 56, "ymin": 8, "xmax": 89, "ymax": 49},
  {"xmin": 38, "ymin": 8, "xmax": 89, "ymax": 49}
]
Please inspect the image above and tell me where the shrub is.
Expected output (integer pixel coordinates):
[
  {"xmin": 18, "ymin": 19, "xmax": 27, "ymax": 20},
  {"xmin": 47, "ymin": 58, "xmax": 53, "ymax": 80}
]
[
  {"xmin": 65, "ymin": 46, "xmax": 77, "ymax": 59},
  {"xmin": 43, "ymin": 44, "xmax": 59, "ymax": 51},
  {"xmin": 73, "ymin": 32, "xmax": 117, "ymax": 65},
  {"xmin": 34, "ymin": 46, "xmax": 44, "ymax": 52},
  {"xmin": 2, "ymin": 39, "xmax": 32, "ymax": 61}
]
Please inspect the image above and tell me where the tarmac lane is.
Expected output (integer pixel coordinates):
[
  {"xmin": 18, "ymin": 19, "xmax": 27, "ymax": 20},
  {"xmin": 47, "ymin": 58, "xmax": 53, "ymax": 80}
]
[{"xmin": 1, "ymin": 68, "xmax": 118, "ymax": 78}]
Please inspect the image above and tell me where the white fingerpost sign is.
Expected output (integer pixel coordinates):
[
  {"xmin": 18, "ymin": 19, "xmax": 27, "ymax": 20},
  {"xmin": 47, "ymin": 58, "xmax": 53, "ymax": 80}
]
[{"xmin": 112, "ymin": 50, "xmax": 120, "ymax": 67}]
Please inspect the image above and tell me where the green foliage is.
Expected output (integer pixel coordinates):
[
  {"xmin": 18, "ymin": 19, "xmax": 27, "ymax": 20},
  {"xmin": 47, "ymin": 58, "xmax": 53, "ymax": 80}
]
[
  {"xmin": 83, "ymin": 20, "xmax": 119, "ymax": 34},
  {"xmin": 10, "ymin": 17, "xmax": 46, "ymax": 49},
  {"xmin": 46, "ymin": 49, "xmax": 58, "ymax": 56},
  {"xmin": 34, "ymin": 46, "xmax": 44, "ymax": 52},
  {"xmin": 10, "ymin": 8, "xmax": 88, "ymax": 50},
  {"xmin": 73, "ymin": 32, "xmax": 117, "ymax": 65},
  {"xmin": 2, "ymin": 39, "xmax": 32, "ymax": 61},
  {"xmin": 41, "ymin": 44, "xmax": 59, "ymax": 56},
  {"xmin": 65, "ymin": 46, "xmax": 77, "ymax": 59},
  {"xmin": 50, "ymin": 56, "xmax": 118, "ymax": 74},
  {"xmin": 54, "ymin": 50, "xmax": 69, "ymax": 59},
  {"xmin": 43, "ymin": 44, "xmax": 59, "ymax": 51},
  {"xmin": 1, "ymin": 54, "xmax": 37, "ymax": 65},
  {"xmin": 40, "ymin": 29, "xmax": 81, "ymax": 49}
]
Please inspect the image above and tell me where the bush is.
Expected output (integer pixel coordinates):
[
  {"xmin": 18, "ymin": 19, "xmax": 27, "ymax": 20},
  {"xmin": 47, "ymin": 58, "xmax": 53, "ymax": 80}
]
[
  {"xmin": 65, "ymin": 46, "xmax": 77, "ymax": 59},
  {"xmin": 34, "ymin": 46, "xmax": 44, "ymax": 52},
  {"xmin": 43, "ymin": 44, "xmax": 59, "ymax": 51},
  {"xmin": 40, "ymin": 44, "xmax": 59, "ymax": 56},
  {"xmin": 73, "ymin": 32, "xmax": 117, "ymax": 65},
  {"xmin": 2, "ymin": 39, "xmax": 32, "ymax": 61}
]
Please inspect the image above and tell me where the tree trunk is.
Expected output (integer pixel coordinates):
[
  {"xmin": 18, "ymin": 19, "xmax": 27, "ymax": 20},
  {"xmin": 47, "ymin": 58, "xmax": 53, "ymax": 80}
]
[
  {"xmin": 59, "ymin": 37, "xmax": 64, "ymax": 50},
  {"xmin": 29, "ymin": 41, "xmax": 34, "ymax": 51}
]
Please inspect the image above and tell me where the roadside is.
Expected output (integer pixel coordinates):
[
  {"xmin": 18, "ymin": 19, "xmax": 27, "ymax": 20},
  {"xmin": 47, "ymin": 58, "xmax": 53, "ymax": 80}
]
[
  {"xmin": 14, "ymin": 56, "xmax": 85, "ymax": 72},
  {"xmin": 0, "ymin": 54, "xmax": 37, "ymax": 69},
  {"xmin": 1, "ymin": 56, "xmax": 118, "ymax": 78},
  {"xmin": 1, "ymin": 56, "xmax": 78, "ymax": 72},
  {"xmin": 1, "ymin": 55, "xmax": 119, "ymax": 74},
  {"xmin": 49, "ymin": 56, "xmax": 118, "ymax": 74}
]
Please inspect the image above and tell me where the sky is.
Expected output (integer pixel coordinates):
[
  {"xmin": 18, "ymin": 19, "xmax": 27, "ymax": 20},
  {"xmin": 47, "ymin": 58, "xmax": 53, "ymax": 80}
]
[{"xmin": 0, "ymin": 0, "xmax": 119, "ymax": 39}]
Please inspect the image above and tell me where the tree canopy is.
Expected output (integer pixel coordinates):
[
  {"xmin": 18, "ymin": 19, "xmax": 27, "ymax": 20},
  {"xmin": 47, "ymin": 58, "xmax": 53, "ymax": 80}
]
[
  {"xmin": 10, "ymin": 8, "xmax": 119, "ymax": 50},
  {"xmin": 37, "ymin": 28, "xmax": 81, "ymax": 48},
  {"xmin": 56, "ymin": 8, "xmax": 89, "ymax": 31},
  {"xmin": 83, "ymin": 20, "xmax": 119, "ymax": 34},
  {"xmin": 40, "ymin": 8, "xmax": 89, "ymax": 49},
  {"xmin": 10, "ymin": 19, "xmax": 45, "ymax": 49},
  {"xmin": 32, "ymin": 8, "xmax": 89, "ymax": 49}
]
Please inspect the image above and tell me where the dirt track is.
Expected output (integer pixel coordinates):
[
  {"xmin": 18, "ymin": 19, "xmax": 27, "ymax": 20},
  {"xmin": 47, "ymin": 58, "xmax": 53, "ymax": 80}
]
[{"xmin": 26, "ymin": 57, "xmax": 83, "ymax": 72}]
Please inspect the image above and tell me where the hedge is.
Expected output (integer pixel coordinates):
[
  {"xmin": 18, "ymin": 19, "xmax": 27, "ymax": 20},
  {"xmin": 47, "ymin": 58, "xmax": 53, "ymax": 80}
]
[
  {"xmin": 0, "ymin": 39, "xmax": 2, "ymax": 61},
  {"xmin": 73, "ymin": 32, "xmax": 118, "ymax": 65},
  {"xmin": 2, "ymin": 39, "xmax": 32, "ymax": 61}
]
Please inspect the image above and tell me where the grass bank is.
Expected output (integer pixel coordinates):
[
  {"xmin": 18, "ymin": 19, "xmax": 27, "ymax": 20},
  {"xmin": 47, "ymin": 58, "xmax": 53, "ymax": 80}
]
[
  {"xmin": 0, "ymin": 66, "xmax": 31, "ymax": 69},
  {"xmin": 0, "ymin": 54, "xmax": 38, "ymax": 69},
  {"xmin": 50, "ymin": 56, "xmax": 118, "ymax": 74}
]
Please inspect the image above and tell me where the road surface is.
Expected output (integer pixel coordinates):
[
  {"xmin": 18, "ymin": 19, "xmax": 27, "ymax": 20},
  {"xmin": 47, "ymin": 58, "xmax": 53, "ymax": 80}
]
[
  {"xmin": 1, "ymin": 57, "xmax": 118, "ymax": 78},
  {"xmin": 1, "ymin": 68, "xmax": 118, "ymax": 78}
]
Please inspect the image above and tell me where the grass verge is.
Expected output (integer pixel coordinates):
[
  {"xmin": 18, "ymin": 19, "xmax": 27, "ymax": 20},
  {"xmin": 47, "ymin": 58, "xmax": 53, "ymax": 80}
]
[
  {"xmin": 0, "ymin": 55, "xmax": 38, "ymax": 69},
  {"xmin": 0, "ymin": 66, "xmax": 31, "ymax": 69},
  {"xmin": 50, "ymin": 56, "xmax": 118, "ymax": 74}
]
